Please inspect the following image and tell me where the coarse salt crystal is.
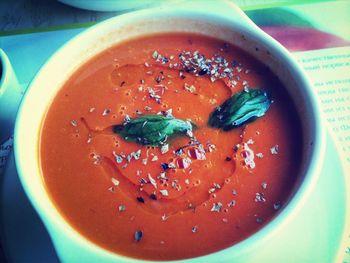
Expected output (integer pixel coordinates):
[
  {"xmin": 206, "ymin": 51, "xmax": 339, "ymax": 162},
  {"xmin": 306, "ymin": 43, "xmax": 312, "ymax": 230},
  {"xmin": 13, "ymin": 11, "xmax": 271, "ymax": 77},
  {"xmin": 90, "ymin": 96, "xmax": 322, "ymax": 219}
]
[
  {"xmin": 270, "ymin": 145, "xmax": 279, "ymax": 155},
  {"xmin": 118, "ymin": 204, "xmax": 126, "ymax": 212},
  {"xmin": 159, "ymin": 189, "xmax": 169, "ymax": 196},
  {"xmin": 111, "ymin": 178, "xmax": 120, "ymax": 186},
  {"xmin": 70, "ymin": 120, "xmax": 78, "ymax": 127},
  {"xmin": 211, "ymin": 202, "xmax": 223, "ymax": 212},
  {"xmin": 148, "ymin": 173, "xmax": 157, "ymax": 189},
  {"xmin": 102, "ymin": 108, "xmax": 111, "ymax": 116},
  {"xmin": 161, "ymin": 144, "xmax": 169, "ymax": 154}
]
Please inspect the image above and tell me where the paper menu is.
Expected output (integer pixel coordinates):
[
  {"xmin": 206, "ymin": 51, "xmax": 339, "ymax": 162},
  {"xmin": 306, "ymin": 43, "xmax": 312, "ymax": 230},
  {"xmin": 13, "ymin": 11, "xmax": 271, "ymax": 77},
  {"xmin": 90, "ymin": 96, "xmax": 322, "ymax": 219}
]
[
  {"xmin": 292, "ymin": 46, "xmax": 350, "ymax": 263},
  {"xmin": 293, "ymin": 46, "xmax": 350, "ymax": 168}
]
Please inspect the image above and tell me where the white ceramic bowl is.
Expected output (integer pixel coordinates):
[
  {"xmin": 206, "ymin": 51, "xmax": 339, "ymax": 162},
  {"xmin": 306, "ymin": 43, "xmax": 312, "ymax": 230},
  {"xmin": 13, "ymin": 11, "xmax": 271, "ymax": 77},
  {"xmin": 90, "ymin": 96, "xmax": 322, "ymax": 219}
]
[{"xmin": 14, "ymin": 1, "xmax": 325, "ymax": 262}]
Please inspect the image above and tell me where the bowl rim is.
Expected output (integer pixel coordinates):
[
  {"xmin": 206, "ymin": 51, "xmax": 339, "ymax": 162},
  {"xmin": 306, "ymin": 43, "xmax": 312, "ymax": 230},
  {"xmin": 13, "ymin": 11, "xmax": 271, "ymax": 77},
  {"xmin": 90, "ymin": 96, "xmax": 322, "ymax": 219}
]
[{"xmin": 14, "ymin": 3, "xmax": 326, "ymax": 262}]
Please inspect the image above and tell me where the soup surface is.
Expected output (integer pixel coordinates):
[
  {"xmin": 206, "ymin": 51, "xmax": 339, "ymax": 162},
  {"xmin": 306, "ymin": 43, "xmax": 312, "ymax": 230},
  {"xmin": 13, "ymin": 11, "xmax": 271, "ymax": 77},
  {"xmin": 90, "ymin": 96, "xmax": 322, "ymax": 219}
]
[{"xmin": 40, "ymin": 33, "xmax": 302, "ymax": 260}]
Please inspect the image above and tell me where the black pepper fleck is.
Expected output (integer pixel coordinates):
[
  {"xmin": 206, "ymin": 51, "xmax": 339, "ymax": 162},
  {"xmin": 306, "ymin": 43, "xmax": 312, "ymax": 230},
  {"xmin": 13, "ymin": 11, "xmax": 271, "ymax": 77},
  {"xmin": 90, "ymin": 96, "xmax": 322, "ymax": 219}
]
[
  {"xmin": 136, "ymin": 197, "xmax": 145, "ymax": 203},
  {"xmin": 161, "ymin": 163, "xmax": 169, "ymax": 170},
  {"xmin": 134, "ymin": 230, "xmax": 143, "ymax": 242},
  {"xmin": 198, "ymin": 68, "xmax": 208, "ymax": 76},
  {"xmin": 150, "ymin": 193, "xmax": 157, "ymax": 200}
]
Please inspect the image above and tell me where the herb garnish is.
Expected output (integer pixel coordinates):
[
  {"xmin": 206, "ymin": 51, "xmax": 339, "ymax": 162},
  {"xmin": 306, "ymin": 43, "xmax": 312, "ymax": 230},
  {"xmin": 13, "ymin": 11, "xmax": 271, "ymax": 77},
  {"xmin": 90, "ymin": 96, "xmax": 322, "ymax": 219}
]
[
  {"xmin": 208, "ymin": 89, "xmax": 271, "ymax": 131},
  {"xmin": 113, "ymin": 114, "xmax": 196, "ymax": 146}
]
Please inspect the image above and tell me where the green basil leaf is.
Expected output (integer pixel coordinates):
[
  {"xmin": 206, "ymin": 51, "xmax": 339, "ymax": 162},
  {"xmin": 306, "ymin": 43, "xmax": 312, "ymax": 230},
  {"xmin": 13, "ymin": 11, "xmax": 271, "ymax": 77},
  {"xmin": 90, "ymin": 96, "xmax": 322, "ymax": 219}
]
[
  {"xmin": 208, "ymin": 89, "xmax": 271, "ymax": 131},
  {"xmin": 113, "ymin": 115, "xmax": 195, "ymax": 146}
]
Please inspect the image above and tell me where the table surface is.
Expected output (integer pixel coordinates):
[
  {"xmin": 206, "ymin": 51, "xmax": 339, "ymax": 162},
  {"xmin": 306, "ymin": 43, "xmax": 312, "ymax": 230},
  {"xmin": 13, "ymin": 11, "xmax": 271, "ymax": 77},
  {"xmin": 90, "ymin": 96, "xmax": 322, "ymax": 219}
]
[{"xmin": 1, "ymin": 0, "xmax": 349, "ymax": 37}]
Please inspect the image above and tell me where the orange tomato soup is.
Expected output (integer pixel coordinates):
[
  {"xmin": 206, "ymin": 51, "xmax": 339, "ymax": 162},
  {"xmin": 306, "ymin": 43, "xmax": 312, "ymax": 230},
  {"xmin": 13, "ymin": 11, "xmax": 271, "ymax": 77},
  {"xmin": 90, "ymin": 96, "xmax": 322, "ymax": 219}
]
[{"xmin": 40, "ymin": 33, "xmax": 302, "ymax": 260}]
